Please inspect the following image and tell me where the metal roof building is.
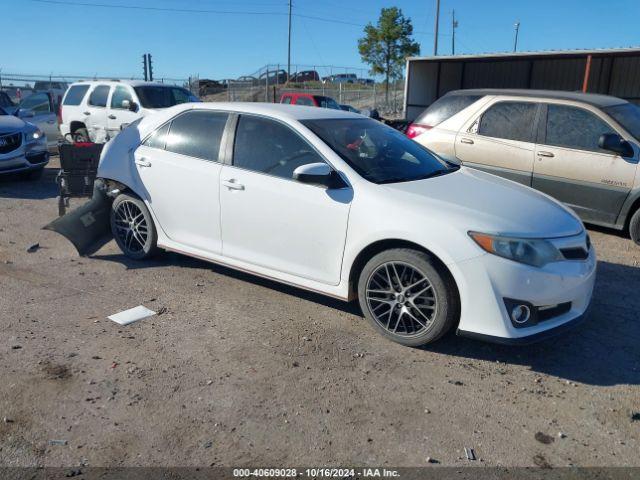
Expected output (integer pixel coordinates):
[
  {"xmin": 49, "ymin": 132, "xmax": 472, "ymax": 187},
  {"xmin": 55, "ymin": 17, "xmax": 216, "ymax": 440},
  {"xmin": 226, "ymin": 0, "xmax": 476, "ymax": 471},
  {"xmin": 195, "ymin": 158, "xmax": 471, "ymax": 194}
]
[{"xmin": 403, "ymin": 48, "xmax": 640, "ymax": 120}]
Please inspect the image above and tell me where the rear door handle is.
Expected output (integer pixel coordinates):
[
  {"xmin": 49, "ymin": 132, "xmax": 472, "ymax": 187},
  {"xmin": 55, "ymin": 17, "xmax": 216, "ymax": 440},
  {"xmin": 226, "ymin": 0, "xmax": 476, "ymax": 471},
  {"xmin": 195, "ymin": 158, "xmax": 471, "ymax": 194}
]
[
  {"xmin": 83, "ymin": 111, "xmax": 91, "ymax": 116},
  {"xmin": 537, "ymin": 151, "xmax": 555, "ymax": 158},
  {"xmin": 222, "ymin": 179, "xmax": 245, "ymax": 190},
  {"xmin": 108, "ymin": 114, "xmax": 117, "ymax": 120},
  {"xmin": 460, "ymin": 138, "xmax": 474, "ymax": 144},
  {"xmin": 135, "ymin": 158, "xmax": 152, "ymax": 167}
]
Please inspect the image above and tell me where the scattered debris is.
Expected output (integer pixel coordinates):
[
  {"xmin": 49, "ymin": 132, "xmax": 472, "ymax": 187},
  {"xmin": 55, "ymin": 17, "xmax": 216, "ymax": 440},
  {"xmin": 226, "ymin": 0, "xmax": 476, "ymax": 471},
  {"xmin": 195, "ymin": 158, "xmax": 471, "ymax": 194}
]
[
  {"xmin": 535, "ymin": 432, "xmax": 555, "ymax": 445},
  {"xmin": 49, "ymin": 439, "xmax": 68, "ymax": 446},
  {"xmin": 203, "ymin": 440, "xmax": 213, "ymax": 448},
  {"xmin": 206, "ymin": 380, "xmax": 213, "ymax": 386},
  {"xmin": 3, "ymin": 417, "xmax": 14, "ymax": 423},
  {"xmin": 91, "ymin": 355, "xmax": 102, "ymax": 360},
  {"xmin": 448, "ymin": 380, "xmax": 464, "ymax": 386},
  {"xmin": 631, "ymin": 412, "xmax": 640, "ymax": 422},
  {"xmin": 533, "ymin": 453, "xmax": 552, "ymax": 469},
  {"xmin": 464, "ymin": 447, "xmax": 476, "ymax": 460},
  {"xmin": 156, "ymin": 306, "xmax": 168, "ymax": 316},
  {"xmin": 42, "ymin": 362, "xmax": 71, "ymax": 380},
  {"xmin": 11, "ymin": 345, "xmax": 22, "ymax": 350},
  {"xmin": 108, "ymin": 305, "xmax": 157, "ymax": 326},
  {"xmin": 292, "ymin": 361, "xmax": 300, "ymax": 367},
  {"xmin": 424, "ymin": 408, "xmax": 431, "ymax": 414},
  {"xmin": 302, "ymin": 336, "xmax": 311, "ymax": 342},
  {"xmin": 27, "ymin": 243, "xmax": 40, "ymax": 253},
  {"xmin": 111, "ymin": 362, "xmax": 118, "ymax": 369},
  {"xmin": 426, "ymin": 457, "xmax": 438, "ymax": 464},
  {"xmin": 558, "ymin": 432, "xmax": 567, "ymax": 439},
  {"xmin": 65, "ymin": 469, "xmax": 83, "ymax": 478}
]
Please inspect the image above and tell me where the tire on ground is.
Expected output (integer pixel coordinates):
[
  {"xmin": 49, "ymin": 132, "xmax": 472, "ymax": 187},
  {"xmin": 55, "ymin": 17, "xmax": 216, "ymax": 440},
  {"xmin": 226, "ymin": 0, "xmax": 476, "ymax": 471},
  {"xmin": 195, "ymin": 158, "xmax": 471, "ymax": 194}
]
[
  {"xmin": 110, "ymin": 193, "xmax": 158, "ymax": 260},
  {"xmin": 357, "ymin": 248, "xmax": 459, "ymax": 347}
]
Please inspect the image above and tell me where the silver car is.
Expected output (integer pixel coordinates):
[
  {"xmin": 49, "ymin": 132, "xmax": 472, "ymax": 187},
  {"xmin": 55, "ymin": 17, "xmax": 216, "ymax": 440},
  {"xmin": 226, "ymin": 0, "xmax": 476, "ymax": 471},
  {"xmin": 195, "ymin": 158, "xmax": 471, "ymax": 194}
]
[{"xmin": 0, "ymin": 106, "xmax": 49, "ymax": 179}]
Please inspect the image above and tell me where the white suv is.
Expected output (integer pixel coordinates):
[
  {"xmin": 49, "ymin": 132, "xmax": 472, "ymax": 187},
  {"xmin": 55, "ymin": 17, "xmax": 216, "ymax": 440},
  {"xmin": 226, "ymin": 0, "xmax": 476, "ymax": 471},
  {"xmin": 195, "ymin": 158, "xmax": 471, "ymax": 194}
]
[{"xmin": 59, "ymin": 80, "xmax": 198, "ymax": 143}]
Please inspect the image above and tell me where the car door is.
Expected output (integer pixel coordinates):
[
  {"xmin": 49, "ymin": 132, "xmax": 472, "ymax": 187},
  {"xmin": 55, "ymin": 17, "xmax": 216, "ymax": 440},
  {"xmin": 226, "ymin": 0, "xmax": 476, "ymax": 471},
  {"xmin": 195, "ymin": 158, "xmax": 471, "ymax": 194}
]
[
  {"xmin": 107, "ymin": 85, "xmax": 139, "ymax": 138},
  {"xmin": 134, "ymin": 110, "xmax": 229, "ymax": 254},
  {"xmin": 16, "ymin": 92, "xmax": 59, "ymax": 147},
  {"xmin": 85, "ymin": 84, "xmax": 111, "ymax": 142},
  {"xmin": 455, "ymin": 100, "xmax": 539, "ymax": 186},
  {"xmin": 219, "ymin": 114, "xmax": 352, "ymax": 285},
  {"xmin": 532, "ymin": 103, "xmax": 638, "ymax": 225}
]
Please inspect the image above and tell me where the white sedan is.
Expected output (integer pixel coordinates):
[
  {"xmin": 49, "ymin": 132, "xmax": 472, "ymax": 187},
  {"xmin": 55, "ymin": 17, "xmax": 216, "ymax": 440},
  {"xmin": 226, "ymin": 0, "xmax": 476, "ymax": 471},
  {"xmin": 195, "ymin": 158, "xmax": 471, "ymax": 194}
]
[{"xmin": 57, "ymin": 103, "xmax": 597, "ymax": 346}]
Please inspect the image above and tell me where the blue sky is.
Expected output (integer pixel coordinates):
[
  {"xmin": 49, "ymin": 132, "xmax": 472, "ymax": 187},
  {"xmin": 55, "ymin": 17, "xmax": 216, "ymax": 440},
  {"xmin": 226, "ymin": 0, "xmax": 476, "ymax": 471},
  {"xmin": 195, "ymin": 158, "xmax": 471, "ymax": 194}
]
[{"xmin": 3, "ymin": 0, "xmax": 639, "ymax": 81}]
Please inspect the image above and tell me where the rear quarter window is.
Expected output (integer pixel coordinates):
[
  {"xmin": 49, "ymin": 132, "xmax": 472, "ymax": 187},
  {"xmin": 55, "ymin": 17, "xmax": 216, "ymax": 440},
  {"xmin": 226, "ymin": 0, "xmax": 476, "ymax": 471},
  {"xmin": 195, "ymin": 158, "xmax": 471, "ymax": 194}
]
[
  {"xmin": 416, "ymin": 94, "xmax": 482, "ymax": 127},
  {"xmin": 63, "ymin": 85, "xmax": 90, "ymax": 106}
]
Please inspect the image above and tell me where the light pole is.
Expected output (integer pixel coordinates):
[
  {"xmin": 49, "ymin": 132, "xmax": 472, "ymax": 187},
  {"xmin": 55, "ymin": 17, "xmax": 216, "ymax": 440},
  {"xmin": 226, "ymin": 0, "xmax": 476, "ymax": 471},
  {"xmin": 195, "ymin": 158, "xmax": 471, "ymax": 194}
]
[
  {"xmin": 433, "ymin": 0, "xmax": 440, "ymax": 55},
  {"xmin": 513, "ymin": 21, "xmax": 520, "ymax": 52},
  {"xmin": 286, "ymin": 0, "xmax": 292, "ymax": 83},
  {"xmin": 451, "ymin": 10, "xmax": 458, "ymax": 55}
]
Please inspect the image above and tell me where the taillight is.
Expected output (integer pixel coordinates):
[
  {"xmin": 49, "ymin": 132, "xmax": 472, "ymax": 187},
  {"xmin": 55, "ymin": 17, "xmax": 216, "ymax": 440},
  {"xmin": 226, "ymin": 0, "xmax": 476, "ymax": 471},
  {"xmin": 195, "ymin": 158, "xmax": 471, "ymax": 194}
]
[{"xmin": 406, "ymin": 123, "xmax": 431, "ymax": 139}]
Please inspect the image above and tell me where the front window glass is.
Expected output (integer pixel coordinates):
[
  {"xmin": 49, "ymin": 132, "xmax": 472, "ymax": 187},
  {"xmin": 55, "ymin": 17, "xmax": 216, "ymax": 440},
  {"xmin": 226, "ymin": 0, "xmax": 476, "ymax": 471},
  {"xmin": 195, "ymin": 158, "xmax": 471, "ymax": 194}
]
[
  {"xmin": 233, "ymin": 115, "xmax": 324, "ymax": 180},
  {"xmin": 545, "ymin": 104, "xmax": 616, "ymax": 152},
  {"xmin": 19, "ymin": 92, "xmax": 51, "ymax": 113},
  {"xmin": 603, "ymin": 103, "xmax": 640, "ymax": 142},
  {"xmin": 134, "ymin": 86, "xmax": 194, "ymax": 108},
  {"xmin": 143, "ymin": 123, "xmax": 170, "ymax": 150},
  {"xmin": 302, "ymin": 118, "xmax": 456, "ymax": 184},
  {"xmin": 110, "ymin": 86, "xmax": 133, "ymax": 109}
]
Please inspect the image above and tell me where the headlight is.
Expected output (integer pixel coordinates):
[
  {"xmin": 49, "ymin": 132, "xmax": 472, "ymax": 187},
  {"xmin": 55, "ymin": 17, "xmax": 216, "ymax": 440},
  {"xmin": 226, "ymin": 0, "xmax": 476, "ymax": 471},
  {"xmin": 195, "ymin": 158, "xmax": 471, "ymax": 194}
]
[
  {"xmin": 469, "ymin": 231, "xmax": 562, "ymax": 267},
  {"xmin": 25, "ymin": 128, "xmax": 45, "ymax": 142}
]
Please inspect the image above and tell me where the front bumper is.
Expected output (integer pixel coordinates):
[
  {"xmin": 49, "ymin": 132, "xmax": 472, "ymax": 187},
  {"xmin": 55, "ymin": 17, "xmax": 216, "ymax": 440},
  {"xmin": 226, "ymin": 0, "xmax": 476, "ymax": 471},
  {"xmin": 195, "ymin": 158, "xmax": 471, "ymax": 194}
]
[
  {"xmin": 0, "ymin": 145, "xmax": 49, "ymax": 175},
  {"xmin": 451, "ymin": 243, "xmax": 596, "ymax": 344}
]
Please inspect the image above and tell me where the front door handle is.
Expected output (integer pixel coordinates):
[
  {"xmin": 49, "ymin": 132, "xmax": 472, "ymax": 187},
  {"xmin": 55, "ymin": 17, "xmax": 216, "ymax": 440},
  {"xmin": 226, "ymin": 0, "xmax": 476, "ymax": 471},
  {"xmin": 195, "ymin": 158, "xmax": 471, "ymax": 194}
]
[
  {"xmin": 83, "ymin": 111, "xmax": 91, "ymax": 116},
  {"xmin": 135, "ymin": 158, "xmax": 152, "ymax": 168},
  {"xmin": 108, "ymin": 114, "xmax": 117, "ymax": 120},
  {"xmin": 222, "ymin": 179, "xmax": 245, "ymax": 190},
  {"xmin": 537, "ymin": 151, "xmax": 555, "ymax": 158},
  {"xmin": 460, "ymin": 137, "xmax": 474, "ymax": 144}
]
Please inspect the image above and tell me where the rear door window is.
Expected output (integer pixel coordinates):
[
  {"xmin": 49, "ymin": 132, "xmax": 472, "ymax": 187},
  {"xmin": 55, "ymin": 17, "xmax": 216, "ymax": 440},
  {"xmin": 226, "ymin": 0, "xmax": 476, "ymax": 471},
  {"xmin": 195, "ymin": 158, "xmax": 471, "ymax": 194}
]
[
  {"xmin": 88, "ymin": 85, "xmax": 110, "ymax": 107},
  {"xmin": 415, "ymin": 94, "xmax": 482, "ymax": 127},
  {"xmin": 63, "ymin": 85, "xmax": 90, "ymax": 106},
  {"xmin": 478, "ymin": 101, "xmax": 538, "ymax": 142},
  {"xmin": 545, "ymin": 104, "xmax": 617, "ymax": 152},
  {"xmin": 164, "ymin": 110, "xmax": 228, "ymax": 161},
  {"xmin": 143, "ymin": 123, "xmax": 170, "ymax": 150}
]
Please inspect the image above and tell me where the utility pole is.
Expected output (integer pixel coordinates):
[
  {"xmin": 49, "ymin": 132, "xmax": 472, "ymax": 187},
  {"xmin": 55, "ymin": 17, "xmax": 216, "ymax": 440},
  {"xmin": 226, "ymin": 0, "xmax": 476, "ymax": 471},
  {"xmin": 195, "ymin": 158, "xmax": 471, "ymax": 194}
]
[
  {"xmin": 433, "ymin": 0, "xmax": 440, "ymax": 55},
  {"xmin": 287, "ymin": 0, "xmax": 292, "ymax": 83},
  {"xmin": 451, "ymin": 10, "xmax": 458, "ymax": 55},
  {"xmin": 513, "ymin": 21, "xmax": 520, "ymax": 52}
]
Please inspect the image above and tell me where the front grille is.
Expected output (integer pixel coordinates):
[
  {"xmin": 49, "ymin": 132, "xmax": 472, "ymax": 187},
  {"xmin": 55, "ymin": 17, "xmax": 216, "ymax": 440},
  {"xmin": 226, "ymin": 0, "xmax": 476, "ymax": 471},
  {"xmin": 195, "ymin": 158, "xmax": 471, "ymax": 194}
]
[
  {"xmin": 0, "ymin": 132, "xmax": 22, "ymax": 155},
  {"xmin": 560, "ymin": 247, "xmax": 589, "ymax": 260}
]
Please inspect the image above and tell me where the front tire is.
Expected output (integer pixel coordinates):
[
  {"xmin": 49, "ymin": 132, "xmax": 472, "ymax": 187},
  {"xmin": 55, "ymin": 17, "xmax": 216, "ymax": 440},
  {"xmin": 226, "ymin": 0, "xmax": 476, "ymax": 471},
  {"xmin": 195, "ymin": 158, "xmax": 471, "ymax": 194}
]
[
  {"xmin": 357, "ymin": 248, "xmax": 459, "ymax": 347},
  {"xmin": 629, "ymin": 208, "xmax": 640, "ymax": 245},
  {"xmin": 110, "ymin": 194, "xmax": 158, "ymax": 260}
]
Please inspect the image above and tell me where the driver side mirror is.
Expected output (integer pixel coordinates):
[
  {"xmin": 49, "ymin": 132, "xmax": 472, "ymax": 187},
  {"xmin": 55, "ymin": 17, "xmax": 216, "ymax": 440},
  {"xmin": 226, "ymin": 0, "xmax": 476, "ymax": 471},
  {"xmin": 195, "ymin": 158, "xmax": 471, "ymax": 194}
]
[
  {"xmin": 123, "ymin": 100, "xmax": 139, "ymax": 112},
  {"xmin": 599, "ymin": 133, "xmax": 634, "ymax": 158},
  {"xmin": 293, "ymin": 163, "xmax": 346, "ymax": 189}
]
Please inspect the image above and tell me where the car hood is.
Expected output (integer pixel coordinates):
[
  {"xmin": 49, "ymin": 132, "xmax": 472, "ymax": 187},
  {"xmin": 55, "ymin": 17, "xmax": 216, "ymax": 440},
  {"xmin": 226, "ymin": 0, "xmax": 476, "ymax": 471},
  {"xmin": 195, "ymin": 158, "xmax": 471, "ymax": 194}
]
[
  {"xmin": 383, "ymin": 167, "xmax": 584, "ymax": 238},
  {"xmin": 0, "ymin": 115, "xmax": 26, "ymax": 134}
]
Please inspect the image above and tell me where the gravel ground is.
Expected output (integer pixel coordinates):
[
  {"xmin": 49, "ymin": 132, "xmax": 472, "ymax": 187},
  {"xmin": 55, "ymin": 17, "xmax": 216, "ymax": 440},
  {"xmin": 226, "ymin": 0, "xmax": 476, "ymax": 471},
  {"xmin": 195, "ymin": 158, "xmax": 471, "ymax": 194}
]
[{"xmin": 0, "ymin": 159, "xmax": 639, "ymax": 468}]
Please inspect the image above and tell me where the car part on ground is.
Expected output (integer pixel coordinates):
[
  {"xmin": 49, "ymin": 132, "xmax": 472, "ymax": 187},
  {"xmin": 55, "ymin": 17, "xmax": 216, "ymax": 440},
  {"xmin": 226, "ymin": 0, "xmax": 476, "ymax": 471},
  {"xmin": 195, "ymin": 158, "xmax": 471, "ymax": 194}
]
[{"xmin": 48, "ymin": 102, "xmax": 595, "ymax": 347}]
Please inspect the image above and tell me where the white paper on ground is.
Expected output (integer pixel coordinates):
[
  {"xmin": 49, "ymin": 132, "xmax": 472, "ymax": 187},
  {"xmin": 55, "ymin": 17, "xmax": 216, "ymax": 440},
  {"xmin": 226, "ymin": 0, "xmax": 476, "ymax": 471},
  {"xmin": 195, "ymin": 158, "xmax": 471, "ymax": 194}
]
[{"xmin": 108, "ymin": 305, "xmax": 157, "ymax": 326}]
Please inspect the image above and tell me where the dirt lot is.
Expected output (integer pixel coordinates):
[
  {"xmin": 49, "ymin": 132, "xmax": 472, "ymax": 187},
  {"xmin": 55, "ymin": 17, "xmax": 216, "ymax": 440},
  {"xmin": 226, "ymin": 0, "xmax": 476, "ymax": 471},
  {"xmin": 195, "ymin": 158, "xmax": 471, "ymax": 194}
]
[{"xmin": 1, "ymin": 159, "xmax": 639, "ymax": 469}]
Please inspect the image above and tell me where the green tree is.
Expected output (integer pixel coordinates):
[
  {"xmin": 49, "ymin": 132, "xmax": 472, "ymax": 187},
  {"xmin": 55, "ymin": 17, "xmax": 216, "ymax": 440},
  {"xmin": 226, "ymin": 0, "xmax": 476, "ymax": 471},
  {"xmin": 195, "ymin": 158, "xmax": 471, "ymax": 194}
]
[{"xmin": 358, "ymin": 7, "xmax": 420, "ymax": 102}]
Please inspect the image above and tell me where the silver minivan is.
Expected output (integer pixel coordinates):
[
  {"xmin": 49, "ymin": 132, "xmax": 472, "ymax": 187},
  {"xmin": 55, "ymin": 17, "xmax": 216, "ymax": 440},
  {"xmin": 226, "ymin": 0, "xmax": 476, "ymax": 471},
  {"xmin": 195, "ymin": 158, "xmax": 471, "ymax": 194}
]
[{"xmin": 409, "ymin": 89, "xmax": 640, "ymax": 244}]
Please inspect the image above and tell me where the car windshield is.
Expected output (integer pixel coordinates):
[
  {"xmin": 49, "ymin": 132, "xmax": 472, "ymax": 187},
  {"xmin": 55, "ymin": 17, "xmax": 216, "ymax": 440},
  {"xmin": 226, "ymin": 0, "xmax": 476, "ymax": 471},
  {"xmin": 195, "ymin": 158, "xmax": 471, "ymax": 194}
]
[
  {"xmin": 133, "ymin": 86, "xmax": 195, "ymax": 109},
  {"xmin": 604, "ymin": 103, "xmax": 640, "ymax": 141},
  {"xmin": 302, "ymin": 118, "xmax": 457, "ymax": 184}
]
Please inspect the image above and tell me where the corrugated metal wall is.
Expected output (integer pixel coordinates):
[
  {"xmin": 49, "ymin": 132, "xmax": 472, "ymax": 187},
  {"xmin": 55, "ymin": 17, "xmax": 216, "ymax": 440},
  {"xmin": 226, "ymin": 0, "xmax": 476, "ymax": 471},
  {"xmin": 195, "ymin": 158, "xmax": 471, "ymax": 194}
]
[{"xmin": 405, "ymin": 51, "xmax": 640, "ymax": 120}]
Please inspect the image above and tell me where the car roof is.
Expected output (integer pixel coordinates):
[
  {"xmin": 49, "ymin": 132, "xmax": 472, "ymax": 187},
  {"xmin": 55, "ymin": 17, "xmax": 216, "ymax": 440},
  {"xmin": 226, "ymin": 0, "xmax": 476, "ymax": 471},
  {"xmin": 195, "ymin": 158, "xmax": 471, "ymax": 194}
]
[
  {"xmin": 445, "ymin": 88, "xmax": 627, "ymax": 108},
  {"xmin": 162, "ymin": 102, "xmax": 363, "ymax": 122}
]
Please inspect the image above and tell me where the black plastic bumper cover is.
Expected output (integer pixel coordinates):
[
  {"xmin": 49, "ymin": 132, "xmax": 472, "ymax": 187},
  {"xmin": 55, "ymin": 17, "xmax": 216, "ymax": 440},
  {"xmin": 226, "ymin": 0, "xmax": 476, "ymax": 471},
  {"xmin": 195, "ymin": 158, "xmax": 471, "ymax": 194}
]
[{"xmin": 43, "ymin": 179, "xmax": 113, "ymax": 256}]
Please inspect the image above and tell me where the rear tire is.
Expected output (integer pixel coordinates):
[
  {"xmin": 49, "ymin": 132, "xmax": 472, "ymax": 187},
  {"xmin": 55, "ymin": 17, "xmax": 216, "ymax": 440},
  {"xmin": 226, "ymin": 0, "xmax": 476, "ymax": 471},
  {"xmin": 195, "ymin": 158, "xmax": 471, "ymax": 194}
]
[
  {"xmin": 629, "ymin": 208, "xmax": 640, "ymax": 245},
  {"xmin": 357, "ymin": 248, "xmax": 459, "ymax": 347},
  {"xmin": 110, "ymin": 194, "xmax": 158, "ymax": 260}
]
